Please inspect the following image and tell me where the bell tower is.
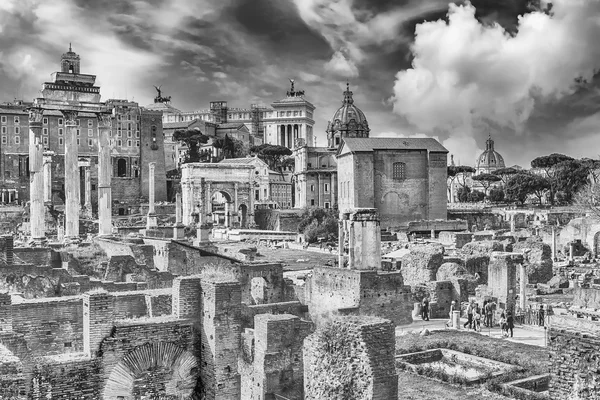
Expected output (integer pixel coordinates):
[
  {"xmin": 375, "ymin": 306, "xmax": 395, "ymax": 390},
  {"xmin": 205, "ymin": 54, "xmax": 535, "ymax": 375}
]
[{"xmin": 60, "ymin": 43, "xmax": 81, "ymax": 74}]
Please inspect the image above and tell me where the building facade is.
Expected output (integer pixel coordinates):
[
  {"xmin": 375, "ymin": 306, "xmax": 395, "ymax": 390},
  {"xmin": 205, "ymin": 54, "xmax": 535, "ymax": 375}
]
[
  {"xmin": 0, "ymin": 47, "xmax": 167, "ymax": 214},
  {"xmin": 337, "ymin": 138, "xmax": 448, "ymax": 229}
]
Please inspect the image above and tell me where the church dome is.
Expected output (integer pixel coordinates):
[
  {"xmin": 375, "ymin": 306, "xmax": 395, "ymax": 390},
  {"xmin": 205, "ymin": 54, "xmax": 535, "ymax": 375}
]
[
  {"xmin": 476, "ymin": 136, "xmax": 505, "ymax": 173},
  {"xmin": 326, "ymin": 83, "xmax": 370, "ymax": 149}
]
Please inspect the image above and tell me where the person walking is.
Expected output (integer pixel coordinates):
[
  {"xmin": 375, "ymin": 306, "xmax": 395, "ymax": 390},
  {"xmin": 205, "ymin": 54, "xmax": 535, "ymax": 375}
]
[
  {"xmin": 538, "ymin": 305, "xmax": 545, "ymax": 327},
  {"xmin": 421, "ymin": 297, "xmax": 430, "ymax": 321},
  {"xmin": 506, "ymin": 310, "xmax": 514, "ymax": 338},
  {"xmin": 500, "ymin": 312, "xmax": 507, "ymax": 337},
  {"xmin": 474, "ymin": 304, "xmax": 482, "ymax": 332},
  {"xmin": 482, "ymin": 300, "xmax": 488, "ymax": 327},
  {"xmin": 446, "ymin": 300, "xmax": 456, "ymax": 328},
  {"xmin": 485, "ymin": 300, "xmax": 494, "ymax": 328},
  {"xmin": 463, "ymin": 301, "xmax": 474, "ymax": 330}
]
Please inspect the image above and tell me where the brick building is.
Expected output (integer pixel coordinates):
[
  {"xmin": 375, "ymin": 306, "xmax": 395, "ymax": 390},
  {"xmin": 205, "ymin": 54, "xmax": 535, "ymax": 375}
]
[
  {"xmin": 0, "ymin": 47, "xmax": 167, "ymax": 212},
  {"xmin": 337, "ymin": 137, "xmax": 448, "ymax": 229}
]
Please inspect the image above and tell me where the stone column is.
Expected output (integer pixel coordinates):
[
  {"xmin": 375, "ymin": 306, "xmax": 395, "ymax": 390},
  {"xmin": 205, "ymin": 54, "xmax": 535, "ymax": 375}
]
[
  {"xmin": 62, "ymin": 111, "xmax": 80, "ymax": 241},
  {"xmin": 173, "ymin": 192, "xmax": 185, "ymax": 239},
  {"xmin": 234, "ymin": 183, "xmax": 239, "ymax": 227},
  {"xmin": 224, "ymin": 201, "xmax": 230, "ymax": 228},
  {"xmin": 510, "ymin": 214, "xmax": 515, "ymax": 232},
  {"xmin": 181, "ymin": 182, "xmax": 191, "ymax": 225},
  {"xmin": 84, "ymin": 166, "xmax": 92, "ymax": 218},
  {"xmin": 452, "ymin": 310, "xmax": 461, "ymax": 329},
  {"xmin": 569, "ymin": 242, "xmax": 574, "ymax": 262},
  {"xmin": 1, "ymin": 190, "xmax": 5, "ymax": 204},
  {"xmin": 43, "ymin": 153, "xmax": 53, "ymax": 203},
  {"xmin": 97, "ymin": 114, "xmax": 113, "ymax": 236},
  {"xmin": 317, "ymin": 174, "xmax": 321, "ymax": 207},
  {"xmin": 338, "ymin": 216, "xmax": 346, "ymax": 268},
  {"xmin": 519, "ymin": 263, "xmax": 527, "ymax": 311},
  {"xmin": 28, "ymin": 108, "xmax": 46, "ymax": 244},
  {"xmin": 551, "ymin": 227, "xmax": 557, "ymax": 261},
  {"xmin": 431, "ymin": 229, "xmax": 435, "ymax": 239},
  {"xmin": 146, "ymin": 162, "xmax": 158, "ymax": 229}
]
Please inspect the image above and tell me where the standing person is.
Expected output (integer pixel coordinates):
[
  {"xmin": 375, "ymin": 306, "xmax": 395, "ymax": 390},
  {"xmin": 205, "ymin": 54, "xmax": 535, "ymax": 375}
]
[
  {"xmin": 446, "ymin": 300, "xmax": 456, "ymax": 328},
  {"xmin": 463, "ymin": 301, "xmax": 474, "ymax": 330},
  {"xmin": 506, "ymin": 310, "xmax": 514, "ymax": 338},
  {"xmin": 499, "ymin": 312, "xmax": 507, "ymax": 337},
  {"xmin": 482, "ymin": 300, "xmax": 488, "ymax": 327},
  {"xmin": 474, "ymin": 304, "xmax": 482, "ymax": 332},
  {"xmin": 538, "ymin": 305, "xmax": 545, "ymax": 327},
  {"xmin": 421, "ymin": 297, "xmax": 430, "ymax": 321},
  {"xmin": 485, "ymin": 301, "xmax": 494, "ymax": 328}
]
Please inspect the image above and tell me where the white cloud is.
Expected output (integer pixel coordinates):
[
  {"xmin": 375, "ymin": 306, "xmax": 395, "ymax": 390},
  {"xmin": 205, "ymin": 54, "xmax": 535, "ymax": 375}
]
[
  {"xmin": 325, "ymin": 51, "xmax": 359, "ymax": 78},
  {"xmin": 390, "ymin": 0, "xmax": 600, "ymax": 153}
]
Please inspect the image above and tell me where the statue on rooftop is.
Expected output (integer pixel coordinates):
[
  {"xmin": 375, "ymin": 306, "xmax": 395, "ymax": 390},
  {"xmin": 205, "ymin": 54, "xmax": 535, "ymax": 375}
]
[{"xmin": 153, "ymin": 85, "xmax": 171, "ymax": 103}]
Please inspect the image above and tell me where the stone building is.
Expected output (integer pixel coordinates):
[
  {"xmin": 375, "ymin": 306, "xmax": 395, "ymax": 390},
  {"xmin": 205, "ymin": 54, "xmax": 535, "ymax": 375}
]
[
  {"xmin": 475, "ymin": 135, "xmax": 505, "ymax": 175},
  {"xmin": 337, "ymin": 137, "xmax": 448, "ymax": 229},
  {"xmin": 0, "ymin": 47, "xmax": 167, "ymax": 212},
  {"xmin": 293, "ymin": 83, "xmax": 369, "ymax": 209}
]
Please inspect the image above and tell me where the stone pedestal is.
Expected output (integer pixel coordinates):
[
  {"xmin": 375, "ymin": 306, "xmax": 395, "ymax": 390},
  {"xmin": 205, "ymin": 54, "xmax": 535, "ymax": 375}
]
[
  {"xmin": 97, "ymin": 114, "xmax": 113, "ymax": 236},
  {"xmin": 452, "ymin": 310, "xmax": 461, "ymax": 329},
  {"xmin": 63, "ymin": 111, "xmax": 80, "ymax": 242},
  {"xmin": 28, "ymin": 108, "xmax": 46, "ymax": 245},
  {"xmin": 194, "ymin": 223, "xmax": 213, "ymax": 246}
]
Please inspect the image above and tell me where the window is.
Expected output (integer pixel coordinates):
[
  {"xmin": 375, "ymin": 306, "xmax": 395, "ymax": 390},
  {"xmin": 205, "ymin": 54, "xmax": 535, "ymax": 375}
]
[
  {"xmin": 88, "ymin": 138, "xmax": 93, "ymax": 146},
  {"xmin": 287, "ymin": 111, "xmax": 291, "ymax": 117},
  {"xmin": 310, "ymin": 184, "xmax": 315, "ymax": 192},
  {"xmin": 1, "ymin": 136, "xmax": 6, "ymax": 145},
  {"xmin": 14, "ymin": 127, "xmax": 19, "ymax": 134},
  {"xmin": 58, "ymin": 128, "xmax": 63, "ymax": 136},
  {"xmin": 127, "ymin": 140, "xmax": 132, "ymax": 147},
  {"xmin": 294, "ymin": 111, "xmax": 298, "ymax": 116},
  {"xmin": 136, "ymin": 131, "xmax": 140, "ymax": 138},
  {"xmin": 58, "ymin": 118, "xmax": 63, "ymax": 125},
  {"xmin": 14, "ymin": 136, "xmax": 19, "ymax": 144},
  {"xmin": 117, "ymin": 139, "xmax": 122, "ymax": 146},
  {"xmin": 77, "ymin": 138, "xmax": 80, "ymax": 145},
  {"xmin": 43, "ymin": 128, "xmax": 48, "ymax": 135},
  {"xmin": 324, "ymin": 183, "xmax": 329, "ymax": 193},
  {"xmin": 325, "ymin": 202, "xmax": 330, "ymax": 209},
  {"xmin": 64, "ymin": 342, "xmax": 72, "ymax": 348},
  {"xmin": 14, "ymin": 116, "xmax": 19, "ymax": 124},
  {"xmin": 76, "ymin": 129, "xmax": 80, "ymax": 136},
  {"xmin": 88, "ymin": 119, "xmax": 93, "ymax": 127},
  {"xmin": 87, "ymin": 129, "xmax": 92, "ymax": 137},
  {"xmin": 299, "ymin": 111, "xmax": 303, "ymax": 116},
  {"xmin": 117, "ymin": 131, "xmax": 122, "ymax": 137},
  {"xmin": 136, "ymin": 140, "xmax": 140, "ymax": 147},
  {"xmin": 255, "ymin": 190, "xmax": 259, "ymax": 200},
  {"xmin": 109, "ymin": 130, "xmax": 112, "ymax": 137},
  {"xmin": 264, "ymin": 188, "xmax": 267, "ymax": 198},
  {"xmin": 43, "ymin": 137, "xmax": 48, "ymax": 145},
  {"xmin": 1, "ymin": 127, "xmax": 6, "ymax": 134},
  {"xmin": 127, "ymin": 131, "xmax": 132, "ymax": 138},
  {"xmin": 59, "ymin": 137, "xmax": 63, "ymax": 145},
  {"xmin": 311, "ymin": 199, "xmax": 315, "ymax": 206},
  {"xmin": 76, "ymin": 119, "xmax": 80, "ymax": 126},
  {"xmin": 1, "ymin": 116, "xmax": 5, "ymax": 123},
  {"xmin": 128, "ymin": 123, "xmax": 132, "ymax": 130},
  {"xmin": 43, "ymin": 118, "xmax": 48, "ymax": 125},
  {"xmin": 393, "ymin": 162, "xmax": 406, "ymax": 181}
]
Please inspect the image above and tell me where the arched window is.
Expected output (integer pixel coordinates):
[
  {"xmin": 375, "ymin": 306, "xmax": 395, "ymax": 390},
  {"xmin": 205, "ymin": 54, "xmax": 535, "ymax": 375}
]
[
  {"xmin": 117, "ymin": 158, "xmax": 127, "ymax": 177},
  {"xmin": 393, "ymin": 162, "xmax": 406, "ymax": 181}
]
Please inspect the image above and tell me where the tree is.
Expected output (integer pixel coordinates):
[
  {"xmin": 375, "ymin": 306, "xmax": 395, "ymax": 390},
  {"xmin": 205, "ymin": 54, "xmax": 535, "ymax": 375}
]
[
  {"xmin": 581, "ymin": 158, "xmax": 600, "ymax": 184},
  {"xmin": 457, "ymin": 186, "xmax": 471, "ymax": 203},
  {"xmin": 172, "ymin": 128, "xmax": 210, "ymax": 164},
  {"xmin": 448, "ymin": 165, "xmax": 475, "ymax": 190},
  {"xmin": 250, "ymin": 144, "xmax": 293, "ymax": 171},
  {"xmin": 213, "ymin": 134, "xmax": 248, "ymax": 160},
  {"xmin": 488, "ymin": 188, "xmax": 505, "ymax": 203},
  {"xmin": 505, "ymin": 173, "xmax": 551, "ymax": 205},
  {"xmin": 554, "ymin": 159, "xmax": 591, "ymax": 205},
  {"xmin": 471, "ymin": 173, "xmax": 501, "ymax": 197},
  {"xmin": 531, "ymin": 153, "xmax": 574, "ymax": 205},
  {"xmin": 467, "ymin": 190, "xmax": 485, "ymax": 203},
  {"xmin": 574, "ymin": 182, "xmax": 600, "ymax": 219},
  {"xmin": 297, "ymin": 207, "xmax": 338, "ymax": 244},
  {"xmin": 492, "ymin": 167, "xmax": 520, "ymax": 187}
]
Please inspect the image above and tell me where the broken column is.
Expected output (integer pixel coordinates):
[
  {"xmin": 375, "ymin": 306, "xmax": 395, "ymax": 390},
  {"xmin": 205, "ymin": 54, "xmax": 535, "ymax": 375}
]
[
  {"xmin": 173, "ymin": 192, "xmax": 185, "ymax": 239},
  {"xmin": 341, "ymin": 208, "xmax": 381, "ymax": 270},
  {"xmin": 84, "ymin": 165, "xmax": 92, "ymax": 218},
  {"xmin": 195, "ymin": 178, "xmax": 212, "ymax": 245},
  {"xmin": 488, "ymin": 252, "xmax": 523, "ymax": 313},
  {"xmin": 146, "ymin": 162, "xmax": 158, "ymax": 229},
  {"xmin": 519, "ymin": 263, "xmax": 527, "ymax": 311},
  {"xmin": 42, "ymin": 152, "xmax": 53, "ymax": 203},
  {"xmin": 97, "ymin": 113, "xmax": 112, "ymax": 236},
  {"xmin": 62, "ymin": 111, "xmax": 80, "ymax": 242},
  {"xmin": 28, "ymin": 108, "xmax": 46, "ymax": 244}
]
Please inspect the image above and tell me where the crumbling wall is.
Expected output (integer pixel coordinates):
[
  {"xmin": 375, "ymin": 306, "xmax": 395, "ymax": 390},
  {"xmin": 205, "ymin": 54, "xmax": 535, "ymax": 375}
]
[
  {"xmin": 241, "ymin": 301, "xmax": 306, "ymax": 329},
  {"xmin": 31, "ymin": 357, "xmax": 100, "ymax": 399},
  {"xmin": 549, "ymin": 316, "xmax": 600, "ymax": 400},
  {"xmin": 399, "ymin": 244, "xmax": 444, "ymax": 285},
  {"xmin": 512, "ymin": 237, "xmax": 553, "ymax": 284},
  {"xmin": 303, "ymin": 316, "xmax": 398, "ymax": 400}
]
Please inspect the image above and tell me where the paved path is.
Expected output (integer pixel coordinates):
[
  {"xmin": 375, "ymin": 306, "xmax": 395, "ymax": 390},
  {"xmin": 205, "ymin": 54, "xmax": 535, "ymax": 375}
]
[{"xmin": 396, "ymin": 317, "xmax": 549, "ymax": 347}]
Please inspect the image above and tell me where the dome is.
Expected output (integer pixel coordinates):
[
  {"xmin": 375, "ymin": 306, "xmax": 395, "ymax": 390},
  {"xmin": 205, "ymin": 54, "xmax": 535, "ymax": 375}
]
[
  {"xmin": 476, "ymin": 136, "xmax": 505, "ymax": 173},
  {"xmin": 326, "ymin": 83, "xmax": 370, "ymax": 149}
]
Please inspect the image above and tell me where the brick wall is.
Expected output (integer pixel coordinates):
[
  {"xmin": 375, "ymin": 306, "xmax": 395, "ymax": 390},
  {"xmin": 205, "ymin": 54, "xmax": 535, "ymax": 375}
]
[
  {"xmin": 31, "ymin": 357, "xmax": 100, "ymax": 399},
  {"xmin": 241, "ymin": 301, "xmax": 307, "ymax": 329},
  {"xmin": 428, "ymin": 152, "xmax": 448, "ymax": 220},
  {"xmin": 303, "ymin": 316, "xmax": 398, "ymax": 400}
]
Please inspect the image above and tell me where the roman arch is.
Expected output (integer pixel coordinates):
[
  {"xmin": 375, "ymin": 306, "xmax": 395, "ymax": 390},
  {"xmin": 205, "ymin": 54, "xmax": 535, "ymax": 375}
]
[{"xmin": 181, "ymin": 163, "xmax": 255, "ymax": 228}]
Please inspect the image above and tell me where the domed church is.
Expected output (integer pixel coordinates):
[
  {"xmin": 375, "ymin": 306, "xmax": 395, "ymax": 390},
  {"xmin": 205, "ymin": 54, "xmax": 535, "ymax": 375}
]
[
  {"xmin": 476, "ymin": 135, "xmax": 505, "ymax": 174},
  {"xmin": 326, "ymin": 83, "xmax": 370, "ymax": 149}
]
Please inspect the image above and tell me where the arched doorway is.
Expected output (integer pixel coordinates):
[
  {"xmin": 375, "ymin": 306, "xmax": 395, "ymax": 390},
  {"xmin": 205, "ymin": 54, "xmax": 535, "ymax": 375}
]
[
  {"xmin": 239, "ymin": 204, "xmax": 248, "ymax": 228},
  {"xmin": 117, "ymin": 158, "xmax": 127, "ymax": 177},
  {"xmin": 211, "ymin": 191, "xmax": 232, "ymax": 227}
]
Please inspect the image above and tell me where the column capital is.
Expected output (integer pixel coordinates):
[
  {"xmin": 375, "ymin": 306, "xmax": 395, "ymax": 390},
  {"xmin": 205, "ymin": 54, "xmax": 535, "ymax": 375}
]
[
  {"xmin": 96, "ymin": 113, "xmax": 112, "ymax": 128},
  {"xmin": 28, "ymin": 107, "xmax": 44, "ymax": 125},
  {"xmin": 61, "ymin": 110, "xmax": 78, "ymax": 125}
]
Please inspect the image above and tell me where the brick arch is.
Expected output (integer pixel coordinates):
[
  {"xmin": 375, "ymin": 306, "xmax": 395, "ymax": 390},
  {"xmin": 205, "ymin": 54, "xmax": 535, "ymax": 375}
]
[{"xmin": 103, "ymin": 342, "xmax": 199, "ymax": 400}]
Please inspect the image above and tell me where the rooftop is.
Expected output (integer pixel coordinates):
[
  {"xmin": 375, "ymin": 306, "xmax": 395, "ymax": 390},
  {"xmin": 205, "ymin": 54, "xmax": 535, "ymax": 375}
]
[{"xmin": 339, "ymin": 137, "xmax": 448, "ymax": 154}]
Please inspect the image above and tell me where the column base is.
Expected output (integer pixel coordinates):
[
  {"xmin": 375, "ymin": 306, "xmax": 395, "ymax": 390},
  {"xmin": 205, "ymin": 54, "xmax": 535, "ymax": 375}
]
[
  {"xmin": 146, "ymin": 213, "xmax": 158, "ymax": 229},
  {"xmin": 173, "ymin": 224, "xmax": 186, "ymax": 240}
]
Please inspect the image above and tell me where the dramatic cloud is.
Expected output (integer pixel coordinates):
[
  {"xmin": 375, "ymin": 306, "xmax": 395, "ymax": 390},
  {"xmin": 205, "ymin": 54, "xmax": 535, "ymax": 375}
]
[{"xmin": 390, "ymin": 0, "xmax": 600, "ymax": 165}]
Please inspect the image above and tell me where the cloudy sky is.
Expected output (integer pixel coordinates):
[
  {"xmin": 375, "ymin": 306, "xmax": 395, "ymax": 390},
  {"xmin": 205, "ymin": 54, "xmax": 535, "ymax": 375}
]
[{"xmin": 0, "ymin": 0, "xmax": 599, "ymax": 168}]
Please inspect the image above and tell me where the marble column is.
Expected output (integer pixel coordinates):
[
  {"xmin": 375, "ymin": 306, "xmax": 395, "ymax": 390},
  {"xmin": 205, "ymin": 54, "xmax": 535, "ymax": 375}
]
[
  {"xmin": 28, "ymin": 108, "xmax": 46, "ymax": 244},
  {"xmin": 551, "ymin": 226, "xmax": 557, "ymax": 261},
  {"xmin": 519, "ymin": 263, "xmax": 527, "ymax": 311},
  {"xmin": 173, "ymin": 192, "xmax": 185, "ymax": 239},
  {"xmin": 62, "ymin": 111, "xmax": 79, "ymax": 241},
  {"xmin": 1, "ymin": 190, "xmax": 5, "ymax": 204},
  {"xmin": 510, "ymin": 214, "xmax": 515, "ymax": 232},
  {"xmin": 97, "ymin": 114, "xmax": 113, "ymax": 236},
  {"xmin": 146, "ymin": 162, "xmax": 158, "ymax": 229},
  {"xmin": 224, "ymin": 201, "xmax": 230, "ymax": 228},
  {"xmin": 43, "ymin": 153, "xmax": 53, "ymax": 203},
  {"xmin": 84, "ymin": 166, "xmax": 92, "ymax": 218},
  {"xmin": 338, "ymin": 217, "xmax": 345, "ymax": 268}
]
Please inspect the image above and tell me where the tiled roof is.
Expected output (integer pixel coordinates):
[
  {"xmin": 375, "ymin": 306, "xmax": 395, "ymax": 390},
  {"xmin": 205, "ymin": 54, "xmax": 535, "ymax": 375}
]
[
  {"xmin": 340, "ymin": 137, "xmax": 448, "ymax": 154},
  {"xmin": 217, "ymin": 122, "xmax": 246, "ymax": 129},
  {"xmin": 163, "ymin": 121, "xmax": 201, "ymax": 130}
]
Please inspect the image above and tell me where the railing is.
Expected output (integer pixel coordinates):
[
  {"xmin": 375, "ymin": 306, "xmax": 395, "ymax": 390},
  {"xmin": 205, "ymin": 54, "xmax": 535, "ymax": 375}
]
[{"xmin": 514, "ymin": 309, "xmax": 552, "ymax": 327}]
